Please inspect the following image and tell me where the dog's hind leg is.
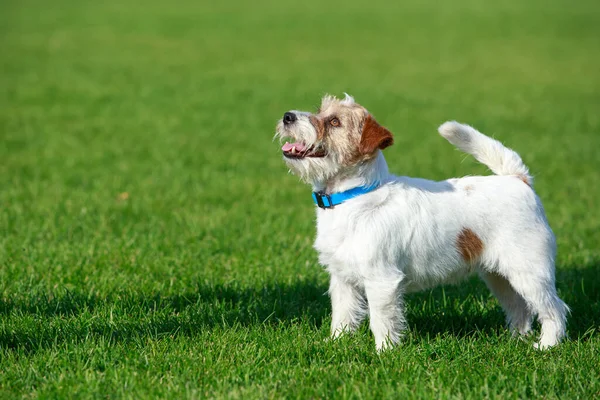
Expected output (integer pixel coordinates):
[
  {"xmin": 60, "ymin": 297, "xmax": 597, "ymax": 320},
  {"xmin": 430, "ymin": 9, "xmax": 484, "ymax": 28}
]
[
  {"xmin": 495, "ymin": 250, "xmax": 569, "ymax": 349},
  {"xmin": 506, "ymin": 272, "xmax": 568, "ymax": 349},
  {"xmin": 480, "ymin": 270, "xmax": 533, "ymax": 336},
  {"xmin": 329, "ymin": 275, "xmax": 367, "ymax": 338}
]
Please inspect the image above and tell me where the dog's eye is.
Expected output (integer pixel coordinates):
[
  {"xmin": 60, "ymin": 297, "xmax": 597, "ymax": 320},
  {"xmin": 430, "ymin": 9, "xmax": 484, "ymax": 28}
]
[{"xmin": 330, "ymin": 117, "xmax": 340, "ymax": 127}]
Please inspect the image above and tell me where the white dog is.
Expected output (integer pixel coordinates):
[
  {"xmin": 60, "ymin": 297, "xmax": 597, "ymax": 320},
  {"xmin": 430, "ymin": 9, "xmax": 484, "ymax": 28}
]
[{"xmin": 275, "ymin": 94, "xmax": 568, "ymax": 351}]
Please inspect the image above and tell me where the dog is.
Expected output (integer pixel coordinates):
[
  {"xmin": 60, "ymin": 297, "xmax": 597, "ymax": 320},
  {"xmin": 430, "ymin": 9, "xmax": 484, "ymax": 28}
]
[{"xmin": 275, "ymin": 94, "xmax": 568, "ymax": 351}]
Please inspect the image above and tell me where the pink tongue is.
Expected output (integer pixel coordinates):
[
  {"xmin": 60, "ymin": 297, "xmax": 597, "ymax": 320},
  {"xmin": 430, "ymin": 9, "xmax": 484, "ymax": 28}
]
[{"xmin": 282, "ymin": 142, "xmax": 307, "ymax": 152}]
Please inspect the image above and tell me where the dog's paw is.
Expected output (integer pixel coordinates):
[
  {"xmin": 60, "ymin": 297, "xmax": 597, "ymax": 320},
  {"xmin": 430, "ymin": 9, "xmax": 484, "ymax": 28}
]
[
  {"xmin": 533, "ymin": 341, "xmax": 557, "ymax": 350},
  {"xmin": 375, "ymin": 337, "xmax": 399, "ymax": 353}
]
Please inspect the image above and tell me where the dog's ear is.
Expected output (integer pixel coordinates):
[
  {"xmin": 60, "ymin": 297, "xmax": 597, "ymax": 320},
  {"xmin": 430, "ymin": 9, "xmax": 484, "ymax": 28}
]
[{"xmin": 359, "ymin": 115, "xmax": 394, "ymax": 155}]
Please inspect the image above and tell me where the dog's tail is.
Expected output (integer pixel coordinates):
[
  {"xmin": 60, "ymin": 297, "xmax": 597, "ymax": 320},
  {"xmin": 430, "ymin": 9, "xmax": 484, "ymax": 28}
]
[{"xmin": 438, "ymin": 121, "xmax": 533, "ymax": 187}]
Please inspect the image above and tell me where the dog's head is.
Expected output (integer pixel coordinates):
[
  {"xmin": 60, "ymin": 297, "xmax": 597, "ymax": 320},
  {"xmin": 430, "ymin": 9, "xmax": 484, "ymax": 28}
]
[{"xmin": 275, "ymin": 94, "xmax": 394, "ymax": 185}]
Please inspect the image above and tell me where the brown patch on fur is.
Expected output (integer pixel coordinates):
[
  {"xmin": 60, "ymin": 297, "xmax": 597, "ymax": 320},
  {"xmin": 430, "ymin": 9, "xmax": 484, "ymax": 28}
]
[
  {"xmin": 309, "ymin": 115, "xmax": 326, "ymax": 140},
  {"xmin": 464, "ymin": 184, "xmax": 474, "ymax": 194},
  {"xmin": 519, "ymin": 175, "xmax": 531, "ymax": 187},
  {"xmin": 359, "ymin": 115, "xmax": 394, "ymax": 155},
  {"xmin": 457, "ymin": 228, "xmax": 483, "ymax": 263}
]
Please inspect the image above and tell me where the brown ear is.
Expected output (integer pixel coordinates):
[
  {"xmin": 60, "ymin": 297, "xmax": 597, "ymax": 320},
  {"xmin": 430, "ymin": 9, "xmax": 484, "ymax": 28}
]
[{"xmin": 359, "ymin": 115, "xmax": 394, "ymax": 155}]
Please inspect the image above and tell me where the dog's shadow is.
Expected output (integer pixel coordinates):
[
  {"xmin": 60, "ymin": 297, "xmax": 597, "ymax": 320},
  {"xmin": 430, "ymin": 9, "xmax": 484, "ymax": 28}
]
[
  {"xmin": 1, "ymin": 263, "xmax": 598, "ymax": 353},
  {"xmin": 408, "ymin": 262, "xmax": 600, "ymax": 341},
  {"xmin": 0, "ymin": 279, "xmax": 331, "ymax": 352},
  {"xmin": 403, "ymin": 262, "xmax": 599, "ymax": 340}
]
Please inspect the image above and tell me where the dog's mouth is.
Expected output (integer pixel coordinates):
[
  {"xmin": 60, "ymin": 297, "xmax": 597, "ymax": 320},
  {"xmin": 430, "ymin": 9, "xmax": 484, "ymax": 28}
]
[{"xmin": 282, "ymin": 142, "xmax": 326, "ymax": 159}]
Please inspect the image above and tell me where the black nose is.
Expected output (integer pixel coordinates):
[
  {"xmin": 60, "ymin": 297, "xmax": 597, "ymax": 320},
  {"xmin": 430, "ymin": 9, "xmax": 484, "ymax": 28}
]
[{"xmin": 283, "ymin": 112, "xmax": 297, "ymax": 125}]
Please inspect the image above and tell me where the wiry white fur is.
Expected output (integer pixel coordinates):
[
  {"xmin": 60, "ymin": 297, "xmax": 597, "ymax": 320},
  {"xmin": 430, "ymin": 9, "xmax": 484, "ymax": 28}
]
[
  {"xmin": 341, "ymin": 93, "xmax": 355, "ymax": 105},
  {"xmin": 278, "ymin": 108, "xmax": 568, "ymax": 351}
]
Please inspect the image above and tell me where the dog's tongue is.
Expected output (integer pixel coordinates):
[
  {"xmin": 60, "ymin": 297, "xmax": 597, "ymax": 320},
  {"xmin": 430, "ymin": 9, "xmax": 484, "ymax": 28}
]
[{"xmin": 282, "ymin": 142, "xmax": 307, "ymax": 152}]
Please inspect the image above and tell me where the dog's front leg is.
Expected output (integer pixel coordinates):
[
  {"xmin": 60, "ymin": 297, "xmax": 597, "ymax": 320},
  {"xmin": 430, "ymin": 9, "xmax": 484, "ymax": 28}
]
[
  {"xmin": 364, "ymin": 278, "xmax": 405, "ymax": 351},
  {"xmin": 329, "ymin": 275, "xmax": 367, "ymax": 339}
]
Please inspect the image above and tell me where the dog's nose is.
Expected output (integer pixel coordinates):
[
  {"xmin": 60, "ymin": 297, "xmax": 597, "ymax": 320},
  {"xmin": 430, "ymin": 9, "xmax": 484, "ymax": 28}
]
[{"xmin": 283, "ymin": 112, "xmax": 297, "ymax": 125}]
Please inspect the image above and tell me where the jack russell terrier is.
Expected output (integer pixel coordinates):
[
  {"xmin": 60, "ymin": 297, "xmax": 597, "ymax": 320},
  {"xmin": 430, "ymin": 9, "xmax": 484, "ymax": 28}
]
[{"xmin": 275, "ymin": 94, "xmax": 568, "ymax": 351}]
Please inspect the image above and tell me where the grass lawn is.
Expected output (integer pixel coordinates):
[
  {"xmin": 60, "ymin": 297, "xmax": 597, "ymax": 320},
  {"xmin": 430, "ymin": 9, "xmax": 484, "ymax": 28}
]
[{"xmin": 1, "ymin": 0, "xmax": 600, "ymax": 398}]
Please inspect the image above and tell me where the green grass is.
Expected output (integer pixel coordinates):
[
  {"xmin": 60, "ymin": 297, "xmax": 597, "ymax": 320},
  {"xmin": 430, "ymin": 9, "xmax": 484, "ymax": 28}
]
[{"xmin": 1, "ymin": 0, "xmax": 600, "ymax": 398}]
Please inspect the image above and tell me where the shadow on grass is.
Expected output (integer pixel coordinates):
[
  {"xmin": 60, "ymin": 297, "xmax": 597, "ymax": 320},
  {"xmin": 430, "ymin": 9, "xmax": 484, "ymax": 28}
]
[
  {"xmin": 407, "ymin": 263, "xmax": 600, "ymax": 340},
  {"xmin": 1, "ymin": 263, "xmax": 598, "ymax": 353},
  {"xmin": 406, "ymin": 263, "xmax": 599, "ymax": 340},
  {"xmin": 0, "ymin": 280, "xmax": 331, "ymax": 352}
]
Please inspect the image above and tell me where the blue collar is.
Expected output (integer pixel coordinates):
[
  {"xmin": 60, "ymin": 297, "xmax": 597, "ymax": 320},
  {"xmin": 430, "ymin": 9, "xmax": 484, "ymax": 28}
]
[{"xmin": 312, "ymin": 183, "xmax": 380, "ymax": 209}]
